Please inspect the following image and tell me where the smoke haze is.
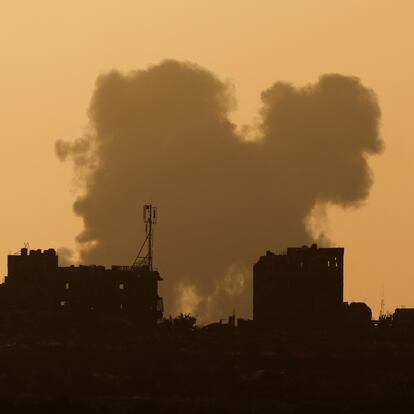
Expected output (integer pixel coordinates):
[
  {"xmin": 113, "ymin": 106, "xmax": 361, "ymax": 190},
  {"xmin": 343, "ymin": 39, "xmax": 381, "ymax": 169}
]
[{"xmin": 56, "ymin": 60, "xmax": 383, "ymax": 322}]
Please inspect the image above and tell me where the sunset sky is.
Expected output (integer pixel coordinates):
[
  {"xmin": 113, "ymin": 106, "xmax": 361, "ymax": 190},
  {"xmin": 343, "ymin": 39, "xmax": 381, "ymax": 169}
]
[{"xmin": 1, "ymin": 1, "xmax": 413, "ymax": 317}]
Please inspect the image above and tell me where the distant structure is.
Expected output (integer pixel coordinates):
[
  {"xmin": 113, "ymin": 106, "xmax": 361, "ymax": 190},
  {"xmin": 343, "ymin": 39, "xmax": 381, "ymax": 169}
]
[
  {"xmin": 393, "ymin": 308, "xmax": 414, "ymax": 327},
  {"xmin": 131, "ymin": 204, "xmax": 157, "ymax": 270},
  {"xmin": 253, "ymin": 244, "xmax": 371, "ymax": 329},
  {"xmin": 379, "ymin": 285, "xmax": 386, "ymax": 319},
  {"xmin": 0, "ymin": 205, "xmax": 163, "ymax": 329}
]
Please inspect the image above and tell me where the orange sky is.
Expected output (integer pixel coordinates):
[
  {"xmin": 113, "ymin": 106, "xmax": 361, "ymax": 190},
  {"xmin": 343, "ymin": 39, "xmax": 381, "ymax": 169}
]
[{"xmin": 1, "ymin": 1, "xmax": 413, "ymax": 317}]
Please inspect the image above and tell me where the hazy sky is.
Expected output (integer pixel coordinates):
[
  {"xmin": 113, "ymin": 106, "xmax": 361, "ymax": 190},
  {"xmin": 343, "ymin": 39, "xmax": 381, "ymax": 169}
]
[{"xmin": 1, "ymin": 1, "xmax": 413, "ymax": 317}]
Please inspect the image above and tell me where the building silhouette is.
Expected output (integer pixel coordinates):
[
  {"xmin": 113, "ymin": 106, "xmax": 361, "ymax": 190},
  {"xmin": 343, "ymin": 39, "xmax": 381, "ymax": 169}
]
[
  {"xmin": 0, "ymin": 247, "xmax": 163, "ymax": 328},
  {"xmin": 393, "ymin": 308, "xmax": 414, "ymax": 327},
  {"xmin": 254, "ymin": 244, "xmax": 371, "ymax": 328}
]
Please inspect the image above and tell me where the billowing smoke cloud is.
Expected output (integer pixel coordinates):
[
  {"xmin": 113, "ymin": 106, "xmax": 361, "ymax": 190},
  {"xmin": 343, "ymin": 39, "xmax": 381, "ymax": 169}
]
[
  {"xmin": 56, "ymin": 60, "xmax": 383, "ymax": 322},
  {"xmin": 56, "ymin": 247, "xmax": 75, "ymax": 267}
]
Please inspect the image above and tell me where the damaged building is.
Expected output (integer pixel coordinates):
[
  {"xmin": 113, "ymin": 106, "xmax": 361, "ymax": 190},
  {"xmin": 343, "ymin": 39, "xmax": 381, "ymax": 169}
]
[
  {"xmin": 253, "ymin": 244, "xmax": 371, "ymax": 328},
  {"xmin": 0, "ymin": 247, "xmax": 163, "ymax": 329}
]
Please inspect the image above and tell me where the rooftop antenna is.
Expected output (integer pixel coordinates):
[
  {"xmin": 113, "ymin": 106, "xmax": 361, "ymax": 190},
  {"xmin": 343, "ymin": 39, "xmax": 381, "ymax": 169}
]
[
  {"xmin": 131, "ymin": 204, "xmax": 157, "ymax": 270},
  {"xmin": 379, "ymin": 284, "xmax": 385, "ymax": 319}
]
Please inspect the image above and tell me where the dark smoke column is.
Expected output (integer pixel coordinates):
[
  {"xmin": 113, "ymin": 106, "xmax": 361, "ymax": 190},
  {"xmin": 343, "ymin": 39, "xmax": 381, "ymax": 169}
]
[{"xmin": 56, "ymin": 60, "xmax": 383, "ymax": 322}]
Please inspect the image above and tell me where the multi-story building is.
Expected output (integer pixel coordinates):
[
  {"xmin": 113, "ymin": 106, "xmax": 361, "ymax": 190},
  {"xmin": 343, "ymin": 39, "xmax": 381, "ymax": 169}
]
[
  {"xmin": 0, "ymin": 248, "xmax": 163, "ymax": 328},
  {"xmin": 253, "ymin": 244, "xmax": 345, "ymax": 328}
]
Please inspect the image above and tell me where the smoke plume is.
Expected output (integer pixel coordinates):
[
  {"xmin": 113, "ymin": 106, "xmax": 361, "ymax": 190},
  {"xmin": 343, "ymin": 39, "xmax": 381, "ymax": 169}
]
[{"xmin": 56, "ymin": 60, "xmax": 383, "ymax": 322}]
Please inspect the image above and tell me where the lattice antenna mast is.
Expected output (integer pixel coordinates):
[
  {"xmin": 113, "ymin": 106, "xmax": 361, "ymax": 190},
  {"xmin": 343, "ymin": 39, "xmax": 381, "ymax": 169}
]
[
  {"xmin": 379, "ymin": 284, "xmax": 385, "ymax": 319},
  {"xmin": 145, "ymin": 204, "xmax": 157, "ymax": 270},
  {"xmin": 131, "ymin": 204, "xmax": 157, "ymax": 270}
]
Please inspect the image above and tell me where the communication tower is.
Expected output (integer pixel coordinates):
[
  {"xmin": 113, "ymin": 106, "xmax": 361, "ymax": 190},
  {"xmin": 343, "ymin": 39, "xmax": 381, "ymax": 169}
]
[
  {"xmin": 379, "ymin": 285, "xmax": 385, "ymax": 319},
  {"xmin": 131, "ymin": 204, "xmax": 157, "ymax": 270}
]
